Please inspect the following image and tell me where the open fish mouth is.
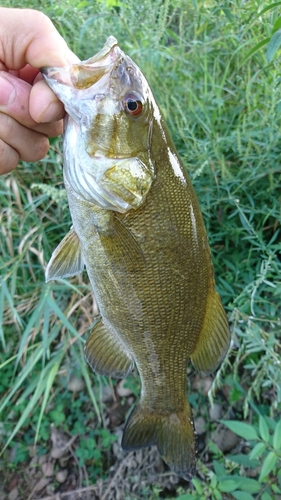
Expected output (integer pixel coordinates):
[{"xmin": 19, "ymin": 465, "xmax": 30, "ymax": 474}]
[{"xmin": 41, "ymin": 36, "xmax": 120, "ymax": 90}]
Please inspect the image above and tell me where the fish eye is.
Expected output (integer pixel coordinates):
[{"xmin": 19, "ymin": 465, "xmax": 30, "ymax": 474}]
[{"xmin": 123, "ymin": 93, "xmax": 143, "ymax": 117}]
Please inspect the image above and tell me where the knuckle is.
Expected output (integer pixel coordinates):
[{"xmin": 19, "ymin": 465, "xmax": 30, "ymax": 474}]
[
  {"xmin": 0, "ymin": 139, "xmax": 19, "ymax": 174},
  {"xmin": 0, "ymin": 113, "xmax": 14, "ymax": 136},
  {"xmin": 46, "ymin": 120, "xmax": 64, "ymax": 138},
  {"xmin": 27, "ymin": 134, "xmax": 49, "ymax": 162},
  {"xmin": 29, "ymin": 10, "xmax": 51, "ymax": 28}
]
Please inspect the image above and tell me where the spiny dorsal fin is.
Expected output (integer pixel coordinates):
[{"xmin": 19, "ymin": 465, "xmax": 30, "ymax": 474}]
[
  {"xmin": 45, "ymin": 227, "xmax": 84, "ymax": 282},
  {"xmin": 85, "ymin": 318, "xmax": 134, "ymax": 378},
  {"xmin": 190, "ymin": 290, "xmax": 230, "ymax": 375}
]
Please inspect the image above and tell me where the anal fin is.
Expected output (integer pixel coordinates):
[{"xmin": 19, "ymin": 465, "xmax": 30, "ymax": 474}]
[
  {"xmin": 84, "ymin": 319, "xmax": 134, "ymax": 378},
  {"xmin": 46, "ymin": 227, "xmax": 84, "ymax": 281},
  {"xmin": 190, "ymin": 290, "xmax": 230, "ymax": 375}
]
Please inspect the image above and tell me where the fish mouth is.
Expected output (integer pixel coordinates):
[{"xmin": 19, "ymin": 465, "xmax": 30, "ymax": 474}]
[{"xmin": 41, "ymin": 36, "xmax": 121, "ymax": 90}]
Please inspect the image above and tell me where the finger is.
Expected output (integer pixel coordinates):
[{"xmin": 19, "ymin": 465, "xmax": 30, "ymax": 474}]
[
  {"xmin": 0, "ymin": 112, "xmax": 50, "ymax": 163},
  {"xmin": 0, "ymin": 8, "xmax": 79, "ymax": 69},
  {"xmin": 0, "ymin": 139, "xmax": 19, "ymax": 175},
  {"xmin": 0, "ymin": 71, "xmax": 64, "ymax": 129},
  {"xmin": 18, "ymin": 65, "xmax": 40, "ymax": 85},
  {"xmin": 30, "ymin": 79, "xmax": 65, "ymax": 123}
]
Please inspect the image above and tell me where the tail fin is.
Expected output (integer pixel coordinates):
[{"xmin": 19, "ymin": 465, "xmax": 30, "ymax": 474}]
[{"xmin": 122, "ymin": 401, "xmax": 197, "ymax": 480}]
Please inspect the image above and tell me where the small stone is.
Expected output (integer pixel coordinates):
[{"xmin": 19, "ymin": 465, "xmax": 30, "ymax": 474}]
[
  {"xmin": 209, "ymin": 403, "xmax": 222, "ymax": 421},
  {"xmin": 211, "ymin": 428, "xmax": 240, "ymax": 452},
  {"xmin": 34, "ymin": 477, "xmax": 49, "ymax": 492},
  {"xmin": 42, "ymin": 462, "xmax": 54, "ymax": 477},
  {"xmin": 29, "ymin": 456, "xmax": 38, "ymax": 469},
  {"xmin": 28, "ymin": 446, "xmax": 37, "ymax": 458},
  {"xmin": 51, "ymin": 447, "xmax": 65, "ymax": 459},
  {"xmin": 116, "ymin": 380, "xmax": 134, "ymax": 397},
  {"xmin": 46, "ymin": 484, "xmax": 55, "ymax": 495},
  {"xmin": 194, "ymin": 416, "xmax": 206, "ymax": 435},
  {"xmin": 56, "ymin": 469, "xmax": 68, "ymax": 483},
  {"xmin": 8, "ymin": 487, "xmax": 18, "ymax": 500},
  {"xmin": 38, "ymin": 454, "xmax": 47, "ymax": 465},
  {"xmin": 50, "ymin": 425, "xmax": 69, "ymax": 458},
  {"xmin": 59, "ymin": 456, "xmax": 70, "ymax": 468},
  {"xmin": 101, "ymin": 385, "xmax": 114, "ymax": 403},
  {"xmin": 246, "ymin": 468, "xmax": 259, "ymax": 478},
  {"xmin": 192, "ymin": 375, "xmax": 213, "ymax": 396},
  {"xmin": 68, "ymin": 374, "xmax": 85, "ymax": 392}
]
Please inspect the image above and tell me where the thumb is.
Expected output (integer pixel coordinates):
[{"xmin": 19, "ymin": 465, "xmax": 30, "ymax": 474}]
[{"xmin": 0, "ymin": 8, "xmax": 79, "ymax": 70}]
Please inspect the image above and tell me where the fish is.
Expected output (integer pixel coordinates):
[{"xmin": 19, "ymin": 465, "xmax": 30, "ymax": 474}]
[{"xmin": 42, "ymin": 36, "xmax": 230, "ymax": 480}]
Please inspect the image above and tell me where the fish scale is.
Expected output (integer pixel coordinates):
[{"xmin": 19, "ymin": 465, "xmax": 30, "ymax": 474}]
[{"xmin": 42, "ymin": 36, "xmax": 230, "ymax": 480}]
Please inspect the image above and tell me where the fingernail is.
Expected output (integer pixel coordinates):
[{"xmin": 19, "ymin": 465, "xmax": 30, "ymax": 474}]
[
  {"xmin": 40, "ymin": 100, "xmax": 64, "ymax": 122},
  {"xmin": 0, "ymin": 74, "xmax": 16, "ymax": 106}
]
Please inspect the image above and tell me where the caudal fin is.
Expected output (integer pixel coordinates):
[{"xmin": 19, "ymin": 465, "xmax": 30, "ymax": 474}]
[{"xmin": 121, "ymin": 402, "xmax": 197, "ymax": 480}]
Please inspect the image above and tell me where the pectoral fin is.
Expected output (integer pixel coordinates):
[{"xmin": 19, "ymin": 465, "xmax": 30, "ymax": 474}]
[
  {"xmin": 45, "ymin": 227, "xmax": 84, "ymax": 282},
  {"xmin": 99, "ymin": 214, "xmax": 145, "ymax": 273},
  {"xmin": 190, "ymin": 291, "xmax": 230, "ymax": 375},
  {"xmin": 85, "ymin": 319, "xmax": 134, "ymax": 378}
]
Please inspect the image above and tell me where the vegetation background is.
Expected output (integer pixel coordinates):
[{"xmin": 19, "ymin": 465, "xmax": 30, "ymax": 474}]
[{"xmin": 0, "ymin": 0, "xmax": 281, "ymax": 499}]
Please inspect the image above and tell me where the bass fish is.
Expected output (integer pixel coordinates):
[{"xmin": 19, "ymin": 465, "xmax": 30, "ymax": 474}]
[{"xmin": 42, "ymin": 37, "xmax": 230, "ymax": 480}]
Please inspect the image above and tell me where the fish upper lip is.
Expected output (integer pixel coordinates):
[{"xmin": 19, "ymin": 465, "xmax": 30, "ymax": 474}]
[
  {"xmin": 42, "ymin": 37, "xmax": 121, "ymax": 89},
  {"xmin": 77, "ymin": 36, "xmax": 119, "ymax": 66}
]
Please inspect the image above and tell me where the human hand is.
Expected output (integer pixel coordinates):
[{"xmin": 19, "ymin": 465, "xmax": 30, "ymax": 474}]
[{"xmin": 0, "ymin": 8, "xmax": 79, "ymax": 175}]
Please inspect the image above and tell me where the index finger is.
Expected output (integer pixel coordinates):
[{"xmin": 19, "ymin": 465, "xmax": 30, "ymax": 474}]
[{"xmin": 0, "ymin": 8, "xmax": 78, "ymax": 70}]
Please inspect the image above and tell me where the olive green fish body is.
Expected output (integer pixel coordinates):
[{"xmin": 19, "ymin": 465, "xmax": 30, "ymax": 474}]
[{"xmin": 42, "ymin": 37, "xmax": 230, "ymax": 480}]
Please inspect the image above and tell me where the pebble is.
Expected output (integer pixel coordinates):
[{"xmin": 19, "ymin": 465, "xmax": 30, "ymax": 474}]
[
  {"xmin": 34, "ymin": 477, "xmax": 49, "ymax": 492},
  {"xmin": 194, "ymin": 416, "xmax": 206, "ymax": 435},
  {"xmin": 38, "ymin": 454, "xmax": 47, "ymax": 465},
  {"xmin": 101, "ymin": 385, "xmax": 114, "ymax": 403},
  {"xmin": 42, "ymin": 462, "xmax": 54, "ymax": 477},
  {"xmin": 28, "ymin": 446, "xmax": 37, "ymax": 458},
  {"xmin": 29, "ymin": 456, "xmax": 38, "ymax": 469},
  {"xmin": 209, "ymin": 403, "xmax": 222, "ymax": 421},
  {"xmin": 68, "ymin": 374, "xmax": 85, "ymax": 392},
  {"xmin": 192, "ymin": 376, "xmax": 213, "ymax": 395},
  {"xmin": 211, "ymin": 428, "xmax": 240, "ymax": 452},
  {"xmin": 116, "ymin": 380, "xmax": 134, "ymax": 397},
  {"xmin": 8, "ymin": 488, "xmax": 18, "ymax": 500},
  {"xmin": 56, "ymin": 469, "xmax": 68, "ymax": 483},
  {"xmin": 46, "ymin": 484, "xmax": 55, "ymax": 495},
  {"xmin": 59, "ymin": 456, "xmax": 70, "ymax": 468}
]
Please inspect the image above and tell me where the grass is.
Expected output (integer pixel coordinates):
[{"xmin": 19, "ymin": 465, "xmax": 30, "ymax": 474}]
[{"xmin": 0, "ymin": 0, "xmax": 281, "ymax": 498}]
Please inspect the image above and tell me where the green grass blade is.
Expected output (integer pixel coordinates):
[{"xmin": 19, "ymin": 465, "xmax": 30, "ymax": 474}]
[
  {"xmin": 0, "ymin": 346, "xmax": 43, "ymax": 413},
  {"xmin": 266, "ymin": 29, "xmax": 281, "ymax": 62},
  {"xmin": 15, "ymin": 285, "xmax": 50, "ymax": 370},
  {"xmin": 0, "ymin": 281, "xmax": 5, "ymax": 350},
  {"xmin": 34, "ymin": 352, "xmax": 64, "ymax": 444},
  {"xmin": 47, "ymin": 295, "xmax": 85, "ymax": 342},
  {"xmin": 0, "ymin": 374, "xmax": 46, "ymax": 454},
  {"xmin": 78, "ymin": 344, "xmax": 101, "ymax": 423}
]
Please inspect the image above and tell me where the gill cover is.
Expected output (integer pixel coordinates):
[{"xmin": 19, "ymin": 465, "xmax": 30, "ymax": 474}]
[{"xmin": 42, "ymin": 37, "xmax": 157, "ymax": 213}]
